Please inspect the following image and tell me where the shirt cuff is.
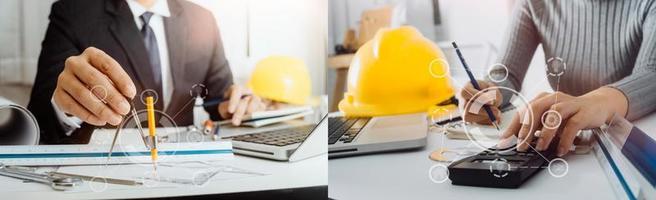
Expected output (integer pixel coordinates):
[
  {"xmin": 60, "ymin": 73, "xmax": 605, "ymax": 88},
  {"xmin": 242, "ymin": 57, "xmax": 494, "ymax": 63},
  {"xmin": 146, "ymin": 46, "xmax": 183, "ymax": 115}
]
[
  {"xmin": 51, "ymin": 98, "xmax": 82, "ymax": 136},
  {"xmin": 608, "ymin": 72, "xmax": 656, "ymax": 121}
]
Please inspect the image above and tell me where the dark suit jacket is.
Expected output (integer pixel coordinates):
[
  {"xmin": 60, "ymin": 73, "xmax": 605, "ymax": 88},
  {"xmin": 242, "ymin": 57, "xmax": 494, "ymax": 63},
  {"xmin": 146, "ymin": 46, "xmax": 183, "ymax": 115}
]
[{"xmin": 27, "ymin": 0, "xmax": 233, "ymax": 144}]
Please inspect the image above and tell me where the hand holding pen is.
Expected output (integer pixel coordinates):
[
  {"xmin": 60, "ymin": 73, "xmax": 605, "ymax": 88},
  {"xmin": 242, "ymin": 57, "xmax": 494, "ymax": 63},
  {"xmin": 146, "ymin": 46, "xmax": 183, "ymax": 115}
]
[
  {"xmin": 459, "ymin": 80, "xmax": 503, "ymax": 126},
  {"xmin": 217, "ymin": 85, "xmax": 267, "ymax": 126},
  {"xmin": 452, "ymin": 42, "xmax": 503, "ymax": 130}
]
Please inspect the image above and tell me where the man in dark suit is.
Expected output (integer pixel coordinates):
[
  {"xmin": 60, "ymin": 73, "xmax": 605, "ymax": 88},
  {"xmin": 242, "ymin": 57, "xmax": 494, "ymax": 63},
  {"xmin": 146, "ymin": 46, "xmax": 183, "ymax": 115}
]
[{"xmin": 28, "ymin": 0, "xmax": 266, "ymax": 144}]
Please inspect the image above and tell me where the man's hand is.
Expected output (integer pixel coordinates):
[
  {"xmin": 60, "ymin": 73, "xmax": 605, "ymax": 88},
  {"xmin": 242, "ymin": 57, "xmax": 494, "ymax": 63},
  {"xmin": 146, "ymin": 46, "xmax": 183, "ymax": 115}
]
[
  {"xmin": 459, "ymin": 80, "xmax": 503, "ymax": 125},
  {"xmin": 218, "ymin": 85, "xmax": 267, "ymax": 126},
  {"xmin": 501, "ymin": 87, "xmax": 628, "ymax": 156},
  {"xmin": 53, "ymin": 47, "xmax": 136, "ymax": 126}
]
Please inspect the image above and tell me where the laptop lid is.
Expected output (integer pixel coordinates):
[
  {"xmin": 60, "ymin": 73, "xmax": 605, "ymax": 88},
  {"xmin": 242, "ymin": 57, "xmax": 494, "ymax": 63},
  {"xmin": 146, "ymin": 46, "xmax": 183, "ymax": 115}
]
[{"xmin": 289, "ymin": 115, "xmax": 328, "ymax": 162}]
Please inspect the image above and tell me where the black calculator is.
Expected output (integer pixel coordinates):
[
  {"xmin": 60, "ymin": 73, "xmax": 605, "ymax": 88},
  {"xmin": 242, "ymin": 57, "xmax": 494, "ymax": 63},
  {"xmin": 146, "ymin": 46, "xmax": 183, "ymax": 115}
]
[{"xmin": 448, "ymin": 139, "xmax": 559, "ymax": 188}]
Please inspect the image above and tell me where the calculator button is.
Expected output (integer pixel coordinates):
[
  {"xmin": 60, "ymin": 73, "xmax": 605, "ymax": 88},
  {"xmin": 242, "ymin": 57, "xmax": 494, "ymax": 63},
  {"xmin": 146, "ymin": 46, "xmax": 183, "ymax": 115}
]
[{"xmin": 498, "ymin": 151, "xmax": 517, "ymax": 156}]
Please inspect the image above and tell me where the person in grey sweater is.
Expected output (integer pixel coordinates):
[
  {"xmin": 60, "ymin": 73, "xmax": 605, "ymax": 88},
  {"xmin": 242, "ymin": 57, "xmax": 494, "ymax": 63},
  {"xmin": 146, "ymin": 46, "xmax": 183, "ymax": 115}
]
[{"xmin": 460, "ymin": 0, "xmax": 656, "ymax": 156}]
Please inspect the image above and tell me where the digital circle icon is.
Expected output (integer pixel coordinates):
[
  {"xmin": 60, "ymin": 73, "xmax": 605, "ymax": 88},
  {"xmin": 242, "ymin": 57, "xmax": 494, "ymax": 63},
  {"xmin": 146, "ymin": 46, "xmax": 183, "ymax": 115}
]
[
  {"xmin": 545, "ymin": 57, "xmax": 566, "ymax": 77},
  {"xmin": 548, "ymin": 158, "xmax": 569, "ymax": 178},
  {"xmin": 189, "ymin": 83, "xmax": 209, "ymax": 99},
  {"xmin": 489, "ymin": 158, "xmax": 510, "ymax": 178},
  {"xmin": 486, "ymin": 63, "xmax": 509, "ymax": 83},
  {"xmin": 88, "ymin": 176, "xmax": 109, "ymax": 192},
  {"xmin": 115, "ymin": 109, "xmax": 182, "ymax": 165},
  {"xmin": 140, "ymin": 89, "xmax": 159, "ymax": 105},
  {"xmin": 428, "ymin": 164, "xmax": 450, "ymax": 183},
  {"xmin": 428, "ymin": 58, "xmax": 450, "ymax": 79},
  {"xmin": 430, "ymin": 107, "xmax": 453, "ymax": 134},
  {"xmin": 462, "ymin": 86, "xmax": 534, "ymax": 152},
  {"xmin": 89, "ymin": 85, "xmax": 109, "ymax": 103},
  {"xmin": 541, "ymin": 110, "xmax": 562, "ymax": 130}
]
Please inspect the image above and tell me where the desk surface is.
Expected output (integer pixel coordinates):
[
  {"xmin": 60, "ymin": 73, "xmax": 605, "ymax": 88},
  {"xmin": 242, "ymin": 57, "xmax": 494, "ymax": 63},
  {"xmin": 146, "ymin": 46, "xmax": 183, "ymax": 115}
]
[
  {"xmin": 329, "ymin": 112, "xmax": 656, "ymax": 200},
  {"xmin": 2, "ymin": 121, "xmax": 327, "ymax": 199}
]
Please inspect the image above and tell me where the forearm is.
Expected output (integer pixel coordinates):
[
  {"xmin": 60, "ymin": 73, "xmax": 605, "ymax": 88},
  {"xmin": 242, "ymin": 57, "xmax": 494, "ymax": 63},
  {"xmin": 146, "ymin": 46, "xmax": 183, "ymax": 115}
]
[
  {"xmin": 607, "ymin": 71, "xmax": 656, "ymax": 120},
  {"xmin": 581, "ymin": 87, "xmax": 629, "ymax": 122},
  {"xmin": 609, "ymin": 2, "xmax": 656, "ymax": 120}
]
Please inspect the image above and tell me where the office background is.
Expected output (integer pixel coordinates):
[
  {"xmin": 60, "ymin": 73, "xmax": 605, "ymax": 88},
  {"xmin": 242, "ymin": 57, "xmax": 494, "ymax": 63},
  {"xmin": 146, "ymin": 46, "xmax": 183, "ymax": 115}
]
[
  {"xmin": 326, "ymin": 0, "xmax": 553, "ymax": 107},
  {"xmin": 0, "ymin": 0, "xmax": 328, "ymax": 107}
]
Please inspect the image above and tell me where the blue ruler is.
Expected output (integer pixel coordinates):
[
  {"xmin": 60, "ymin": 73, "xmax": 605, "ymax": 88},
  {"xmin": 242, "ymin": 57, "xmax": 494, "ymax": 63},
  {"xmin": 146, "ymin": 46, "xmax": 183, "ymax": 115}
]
[
  {"xmin": 606, "ymin": 115, "xmax": 656, "ymax": 187},
  {"xmin": 0, "ymin": 142, "xmax": 233, "ymax": 166}
]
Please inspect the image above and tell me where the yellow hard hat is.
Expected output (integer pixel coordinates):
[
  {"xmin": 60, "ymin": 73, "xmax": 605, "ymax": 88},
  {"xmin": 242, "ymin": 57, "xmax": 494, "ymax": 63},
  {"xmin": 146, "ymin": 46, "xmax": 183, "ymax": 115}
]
[
  {"xmin": 248, "ymin": 56, "xmax": 311, "ymax": 105},
  {"xmin": 338, "ymin": 26, "xmax": 455, "ymax": 117}
]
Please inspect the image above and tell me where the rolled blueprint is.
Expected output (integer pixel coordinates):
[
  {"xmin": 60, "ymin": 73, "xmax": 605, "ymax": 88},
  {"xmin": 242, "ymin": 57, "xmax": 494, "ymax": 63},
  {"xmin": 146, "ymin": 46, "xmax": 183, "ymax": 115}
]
[{"xmin": 0, "ymin": 97, "xmax": 39, "ymax": 145}]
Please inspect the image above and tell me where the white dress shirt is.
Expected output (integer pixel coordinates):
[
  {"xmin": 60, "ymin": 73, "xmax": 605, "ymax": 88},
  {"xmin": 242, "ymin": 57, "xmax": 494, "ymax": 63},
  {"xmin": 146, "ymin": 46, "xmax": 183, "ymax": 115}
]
[
  {"xmin": 126, "ymin": 0, "xmax": 174, "ymax": 109},
  {"xmin": 52, "ymin": 0, "xmax": 174, "ymax": 135}
]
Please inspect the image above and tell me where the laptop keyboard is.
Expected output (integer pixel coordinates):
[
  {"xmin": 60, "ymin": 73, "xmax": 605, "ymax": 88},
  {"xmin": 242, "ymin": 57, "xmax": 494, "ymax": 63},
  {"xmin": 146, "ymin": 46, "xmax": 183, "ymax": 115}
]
[
  {"xmin": 225, "ymin": 125, "xmax": 315, "ymax": 147},
  {"xmin": 328, "ymin": 117, "xmax": 370, "ymax": 144}
]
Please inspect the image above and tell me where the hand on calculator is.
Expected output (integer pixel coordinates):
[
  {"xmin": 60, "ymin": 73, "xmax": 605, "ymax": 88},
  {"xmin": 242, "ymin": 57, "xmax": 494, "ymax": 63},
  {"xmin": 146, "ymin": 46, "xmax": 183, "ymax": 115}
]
[{"xmin": 499, "ymin": 87, "xmax": 628, "ymax": 156}]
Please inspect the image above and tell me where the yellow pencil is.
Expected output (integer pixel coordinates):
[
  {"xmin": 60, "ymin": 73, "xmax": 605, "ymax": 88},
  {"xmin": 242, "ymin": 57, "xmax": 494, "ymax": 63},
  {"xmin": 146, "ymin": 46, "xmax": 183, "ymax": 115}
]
[{"xmin": 146, "ymin": 96, "xmax": 158, "ymax": 171}]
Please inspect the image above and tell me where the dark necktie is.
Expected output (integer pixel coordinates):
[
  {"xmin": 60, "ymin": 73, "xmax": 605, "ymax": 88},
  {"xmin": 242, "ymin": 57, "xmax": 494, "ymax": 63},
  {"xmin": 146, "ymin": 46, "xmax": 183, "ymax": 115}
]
[{"xmin": 140, "ymin": 12, "xmax": 164, "ymax": 110}]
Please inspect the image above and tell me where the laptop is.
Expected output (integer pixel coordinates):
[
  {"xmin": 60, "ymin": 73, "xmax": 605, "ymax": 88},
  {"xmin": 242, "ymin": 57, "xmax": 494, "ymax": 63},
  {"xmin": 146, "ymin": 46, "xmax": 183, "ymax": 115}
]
[
  {"xmin": 223, "ymin": 115, "xmax": 327, "ymax": 161},
  {"xmin": 328, "ymin": 112, "xmax": 428, "ymax": 158}
]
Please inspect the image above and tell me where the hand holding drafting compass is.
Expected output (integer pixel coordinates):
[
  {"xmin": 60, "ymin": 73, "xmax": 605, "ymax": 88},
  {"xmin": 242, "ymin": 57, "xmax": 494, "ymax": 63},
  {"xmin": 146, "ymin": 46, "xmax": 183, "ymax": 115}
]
[{"xmin": 106, "ymin": 100, "xmax": 149, "ymax": 163}]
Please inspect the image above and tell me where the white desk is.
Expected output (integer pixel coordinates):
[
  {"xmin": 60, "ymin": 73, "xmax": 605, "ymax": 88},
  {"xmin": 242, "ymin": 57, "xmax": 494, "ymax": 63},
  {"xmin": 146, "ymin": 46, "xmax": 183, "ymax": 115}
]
[
  {"xmin": 2, "ymin": 121, "xmax": 327, "ymax": 199},
  {"xmin": 329, "ymin": 113, "xmax": 656, "ymax": 200}
]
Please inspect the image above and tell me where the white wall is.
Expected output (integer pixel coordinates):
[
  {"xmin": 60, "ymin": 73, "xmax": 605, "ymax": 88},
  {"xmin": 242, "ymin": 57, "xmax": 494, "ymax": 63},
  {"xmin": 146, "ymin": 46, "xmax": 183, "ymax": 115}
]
[
  {"xmin": 0, "ymin": 0, "xmax": 55, "ymax": 85},
  {"xmin": 328, "ymin": 0, "xmax": 513, "ymax": 66},
  {"xmin": 0, "ymin": 0, "xmax": 21, "ymax": 84},
  {"xmin": 329, "ymin": 0, "xmax": 437, "ymax": 43},
  {"xmin": 192, "ymin": 0, "xmax": 328, "ymax": 96}
]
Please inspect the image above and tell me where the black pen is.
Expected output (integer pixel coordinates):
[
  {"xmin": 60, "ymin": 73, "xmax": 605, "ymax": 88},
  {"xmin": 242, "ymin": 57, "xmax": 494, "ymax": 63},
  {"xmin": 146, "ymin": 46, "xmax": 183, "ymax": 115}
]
[
  {"xmin": 452, "ymin": 42, "xmax": 500, "ymax": 130},
  {"xmin": 196, "ymin": 94, "xmax": 252, "ymax": 107}
]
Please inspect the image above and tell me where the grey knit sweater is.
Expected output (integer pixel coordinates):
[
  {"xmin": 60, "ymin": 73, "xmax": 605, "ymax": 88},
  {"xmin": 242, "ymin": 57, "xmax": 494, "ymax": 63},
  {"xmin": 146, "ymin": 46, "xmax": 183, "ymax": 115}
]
[{"xmin": 490, "ymin": 0, "xmax": 656, "ymax": 120}]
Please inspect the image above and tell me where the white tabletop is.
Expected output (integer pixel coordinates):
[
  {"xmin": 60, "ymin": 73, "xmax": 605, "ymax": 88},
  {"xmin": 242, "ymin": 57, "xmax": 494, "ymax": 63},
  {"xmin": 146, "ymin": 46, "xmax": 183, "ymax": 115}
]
[
  {"xmin": 328, "ymin": 113, "xmax": 656, "ymax": 200},
  {"xmin": 2, "ymin": 121, "xmax": 327, "ymax": 199}
]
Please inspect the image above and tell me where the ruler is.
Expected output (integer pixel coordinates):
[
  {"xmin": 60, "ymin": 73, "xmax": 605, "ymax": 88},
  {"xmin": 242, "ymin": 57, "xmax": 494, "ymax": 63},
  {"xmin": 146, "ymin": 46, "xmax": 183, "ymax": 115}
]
[{"xmin": 0, "ymin": 141, "xmax": 233, "ymax": 166}]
